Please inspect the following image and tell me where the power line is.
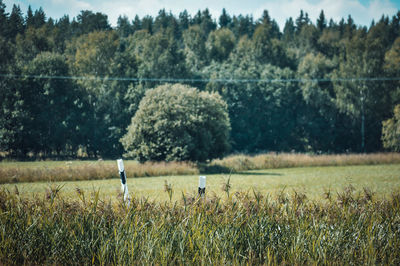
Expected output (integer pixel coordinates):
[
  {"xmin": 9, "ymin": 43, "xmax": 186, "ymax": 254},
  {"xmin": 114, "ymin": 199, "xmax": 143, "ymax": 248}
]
[{"xmin": 1, "ymin": 73, "xmax": 400, "ymax": 83}]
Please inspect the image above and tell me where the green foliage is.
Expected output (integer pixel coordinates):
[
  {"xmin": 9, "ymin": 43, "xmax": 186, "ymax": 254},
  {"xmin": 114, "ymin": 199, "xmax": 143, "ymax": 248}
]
[
  {"xmin": 1, "ymin": 2, "xmax": 400, "ymax": 158},
  {"xmin": 206, "ymin": 28, "xmax": 235, "ymax": 62},
  {"xmin": 14, "ymin": 26, "xmax": 55, "ymax": 64},
  {"xmin": 297, "ymin": 53, "xmax": 347, "ymax": 150},
  {"xmin": 7, "ymin": 4, "xmax": 24, "ymax": 39},
  {"xmin": 0, "ymin": 80, "xmax": 26, "ymax": 156},
  {"xmin": 298, "ymin": 53, "xmax": 336, "ymax": 108},
  {"xmin": 316, "ymin": 10, "xmax": 327, "ymax": 32},
  {"xmin": 0, "ymin": 0, "xmax": 8, "ymax": 37},
  {"xmin": 384, "ymin": 37, "xmax": 400, "ymax": 107},
  {"xmin": 31, "ymin": 7, "xmax": 46, "ymax": 28},
  {"xmin": 0, "ymin": 51, "xmax": 86, "ymax": 157},
  {"xmin": 137, "ymin": 30, "xmax": 187, "ymax": 82},
  {"xmin": 219, "ymin": 8, "xmax": 231, "ymax": 28},
  {"xmin": 230, "ymin": 15, "xmax": 255, "ymax": 39},
  {"xmin": 25, "ymin": 52, "xmax": 85, "ymax": 154},
  {"xmin": 204, "ymin": 59, "xmax": 300, "ymax": 152},
  {"xmin": 194, "ymin": 8, "xmax": 217, "ymax": 36},
  {"xmin": 75, "ymin": 10, "xmax": 111, "ymax": 35},
  {"xmin": 332, "ymin": 22, "xmax": 396, "ymax": 151},
  {"xmin": 66, "ymin": 30, "xmax": 136, "ymax": 157},
  {"xmin": 384, "ymin": 37, "xmax": 400, "ymax": 74},
  {"xmin": 382, "ymin": 105, "xmax": 400, "ymax": 151},
  {"xmin": 183, "ymin": 25, "xmax": 207, "ymax": 72},
  {"xmin": 317, "ymin": 27, "xmax": 341, "ymax": 57},
  {"xmin": 69, "ymin": 30, "xmax": 118, "ymax": 77},
  {"xmin": 116, "ymin": 15, "xmax": 133, "ymax": 37},
  {"xmin": 121, "ymin": 84, "xmax": 230, "ymax": 162},
  {"xmin": 297, "ymin": 24, "xmax": 319, "ymax": 54}
]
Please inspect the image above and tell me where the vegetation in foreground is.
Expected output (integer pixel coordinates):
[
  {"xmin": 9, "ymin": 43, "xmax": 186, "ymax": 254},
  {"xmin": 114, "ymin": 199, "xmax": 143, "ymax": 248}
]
[
  {"xmin": 1, "ymin": 186, "xmax": 399, "ymax": 264},
  {"xmin": 1, "ymin": 152, "xmax": 400, "ymax": 184}
]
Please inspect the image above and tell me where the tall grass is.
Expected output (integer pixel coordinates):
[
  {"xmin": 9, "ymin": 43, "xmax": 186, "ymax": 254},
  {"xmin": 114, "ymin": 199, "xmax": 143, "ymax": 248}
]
[
  {"xmin": 1, "ymin": 186, "xmax": 399, "ymax": 264},
  {"xmin": 207, "ymin": 152, "xmax": 400, "ymax": 172},
  {"xmin": 1, "ymin": 153, "xmax": 399, "ymax": 184},
  {"xmin": 0, "ymin": 160, "xmax": 198, "ymax": 184}
]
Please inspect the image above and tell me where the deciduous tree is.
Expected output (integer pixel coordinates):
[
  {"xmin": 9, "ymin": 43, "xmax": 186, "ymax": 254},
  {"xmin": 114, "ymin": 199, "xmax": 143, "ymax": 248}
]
[{"xmin": 121, "ymin": 84, "xmax": 230, "ymax": 162}]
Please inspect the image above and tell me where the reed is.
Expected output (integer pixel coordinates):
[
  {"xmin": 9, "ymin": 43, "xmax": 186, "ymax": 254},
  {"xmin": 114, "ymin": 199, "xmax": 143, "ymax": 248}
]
[
  {"xmin": 208, "ymin": 152, "xmax": 400, "ymax": 172},
  {"xmin": 0, "ymin": 186, "xmax": 399, "ymax": 264},
  {"xmin": 0, "ymin": 160, "xmax": 198, "ymax": 184}
]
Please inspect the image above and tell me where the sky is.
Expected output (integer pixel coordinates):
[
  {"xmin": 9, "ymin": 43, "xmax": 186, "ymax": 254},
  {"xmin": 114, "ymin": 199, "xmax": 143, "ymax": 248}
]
[{"xmin": 4, "ymin": 0, "xmax": 400, "ymax": 30}]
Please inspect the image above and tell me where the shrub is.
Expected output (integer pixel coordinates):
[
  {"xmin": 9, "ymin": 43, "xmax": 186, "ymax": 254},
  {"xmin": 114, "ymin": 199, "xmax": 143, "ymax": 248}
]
[{"xmin": 120, "ymin": 84, "xmax": 231, "ymax": 162}]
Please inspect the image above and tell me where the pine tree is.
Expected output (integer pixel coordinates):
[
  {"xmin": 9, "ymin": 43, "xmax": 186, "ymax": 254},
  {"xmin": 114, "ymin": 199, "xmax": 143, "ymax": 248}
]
[
  {"xmin": 0, "ymin": 0, "xmax": 8, "ymax": 37},
  {"xmin": 7, "ymin": 4, "xmax": 24, "ymax": 39},
  {"xmin": 32, "ymin": 7, "xmax": 46, "ymax": 28},
  {"xmin": 219, "ymin": 8, "xmax": 231, "ymax": 28},
  {"xmin": 25, "ymin": 5, "xmax": 34, "ymax": 28},
  {"xmin": 317, "ymin": 10, "xmax": 326, "ymax": 32}
]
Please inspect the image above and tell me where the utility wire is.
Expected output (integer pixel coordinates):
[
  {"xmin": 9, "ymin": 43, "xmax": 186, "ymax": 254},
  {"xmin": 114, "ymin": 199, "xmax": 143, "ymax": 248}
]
[{"xmin": 1, "ymin": 73, "xmax": 400, "ymax": 83}]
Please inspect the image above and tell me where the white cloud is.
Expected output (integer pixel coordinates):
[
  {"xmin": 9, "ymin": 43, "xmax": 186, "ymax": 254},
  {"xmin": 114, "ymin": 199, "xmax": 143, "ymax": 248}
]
[
  {"xmin": 368, "ymin": 0, "xmax": 398, "ymax": 19},
  {"xmin": 60, "ymin": 0, "xmax": 92, "ymax": 15},
  {"xmin": 72, "ymin": 0, "xmax": 92, "ymax": 10},
  {"xmin": 45, "ymin": 0, "xmax": 92, "ymax": 20},
  {"xmin": 4, "ymin": 0, "xmax": 29, "ymax": 12},
  {"xmin": 97, "ymin": 0, "xmax": 165, "ymax": 26}
]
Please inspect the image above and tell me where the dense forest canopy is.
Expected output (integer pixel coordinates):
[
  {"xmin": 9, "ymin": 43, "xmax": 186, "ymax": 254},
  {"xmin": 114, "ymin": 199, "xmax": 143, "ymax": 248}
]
[{"xmin": 0, "ymin": 0, "xmax": 399, "ymax": 159}]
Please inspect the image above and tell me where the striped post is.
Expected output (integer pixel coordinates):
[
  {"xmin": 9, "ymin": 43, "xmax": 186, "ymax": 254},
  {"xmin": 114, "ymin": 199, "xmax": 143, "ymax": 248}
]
[
  {"xmin": 198, "ymin": 176, "xmax": 206, "ymax": 196},
  {"xmin": 117, "ymin": 159, "xmax": 130, "ymax": 205}
]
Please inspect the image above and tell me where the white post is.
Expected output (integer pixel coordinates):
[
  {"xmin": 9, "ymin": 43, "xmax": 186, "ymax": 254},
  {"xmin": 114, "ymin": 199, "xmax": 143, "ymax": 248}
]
[
  {"xmin": 198, "ymin": 176, "xmax": 206, "ymax": 196},
  {"xmin": 117, "ymin": 159, "xmax": 130, "ymax": 205}
]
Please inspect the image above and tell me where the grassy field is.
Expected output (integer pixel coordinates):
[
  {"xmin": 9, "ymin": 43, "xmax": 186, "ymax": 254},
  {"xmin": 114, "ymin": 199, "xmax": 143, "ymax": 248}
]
[
  {"xmin": 1, "ymin": 152, "xmax": 400, "ymax": 184},
  {"xmin": 1, "ymin": 163, "xmax": 400, "ymax": 264},
  {"xmin": 4, "ymin": 164, "xmax": 400, "ymax": 202},
  {"xmin": 1, "ymin": 169, "xmax": 400, "ymax": 264}
]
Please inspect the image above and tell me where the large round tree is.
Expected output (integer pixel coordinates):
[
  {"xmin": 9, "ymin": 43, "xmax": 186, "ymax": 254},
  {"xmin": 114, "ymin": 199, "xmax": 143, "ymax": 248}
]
[{"xmin": 120, "ymin": 84, "xmax": 230, "ymax": 162}]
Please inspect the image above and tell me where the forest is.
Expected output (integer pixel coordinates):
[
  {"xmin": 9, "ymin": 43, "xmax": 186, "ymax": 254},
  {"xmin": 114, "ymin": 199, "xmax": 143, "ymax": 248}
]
[{"xmin": 0, "ymin": 0, "xmax": 399, "ymax": 159}]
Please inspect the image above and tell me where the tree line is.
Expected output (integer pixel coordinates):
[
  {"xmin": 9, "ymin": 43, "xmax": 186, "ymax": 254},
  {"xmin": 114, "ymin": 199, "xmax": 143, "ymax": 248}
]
[{"xmin": 0, "ymin": 0, "xmax": 399, "ymax": 159}]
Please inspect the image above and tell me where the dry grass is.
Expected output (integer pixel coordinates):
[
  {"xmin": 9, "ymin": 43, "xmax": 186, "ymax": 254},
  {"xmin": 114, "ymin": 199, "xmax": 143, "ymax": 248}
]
[
  {"xmin": 209, "ymin": 152, "xmax": 400, "ymax": 172},
  {"xmin": 0, "ymin": 160, "xmax": 198, "ymax": 184},
  {"xmin": 1, "ymin": 153, "xmax": 399, "ymax": 184}
]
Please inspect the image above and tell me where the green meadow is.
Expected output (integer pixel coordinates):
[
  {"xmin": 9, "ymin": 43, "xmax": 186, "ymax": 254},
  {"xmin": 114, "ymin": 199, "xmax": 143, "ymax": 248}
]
[{"xmin": 4, "ymin": 164, "xmax": 400, "ymax": 202}]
